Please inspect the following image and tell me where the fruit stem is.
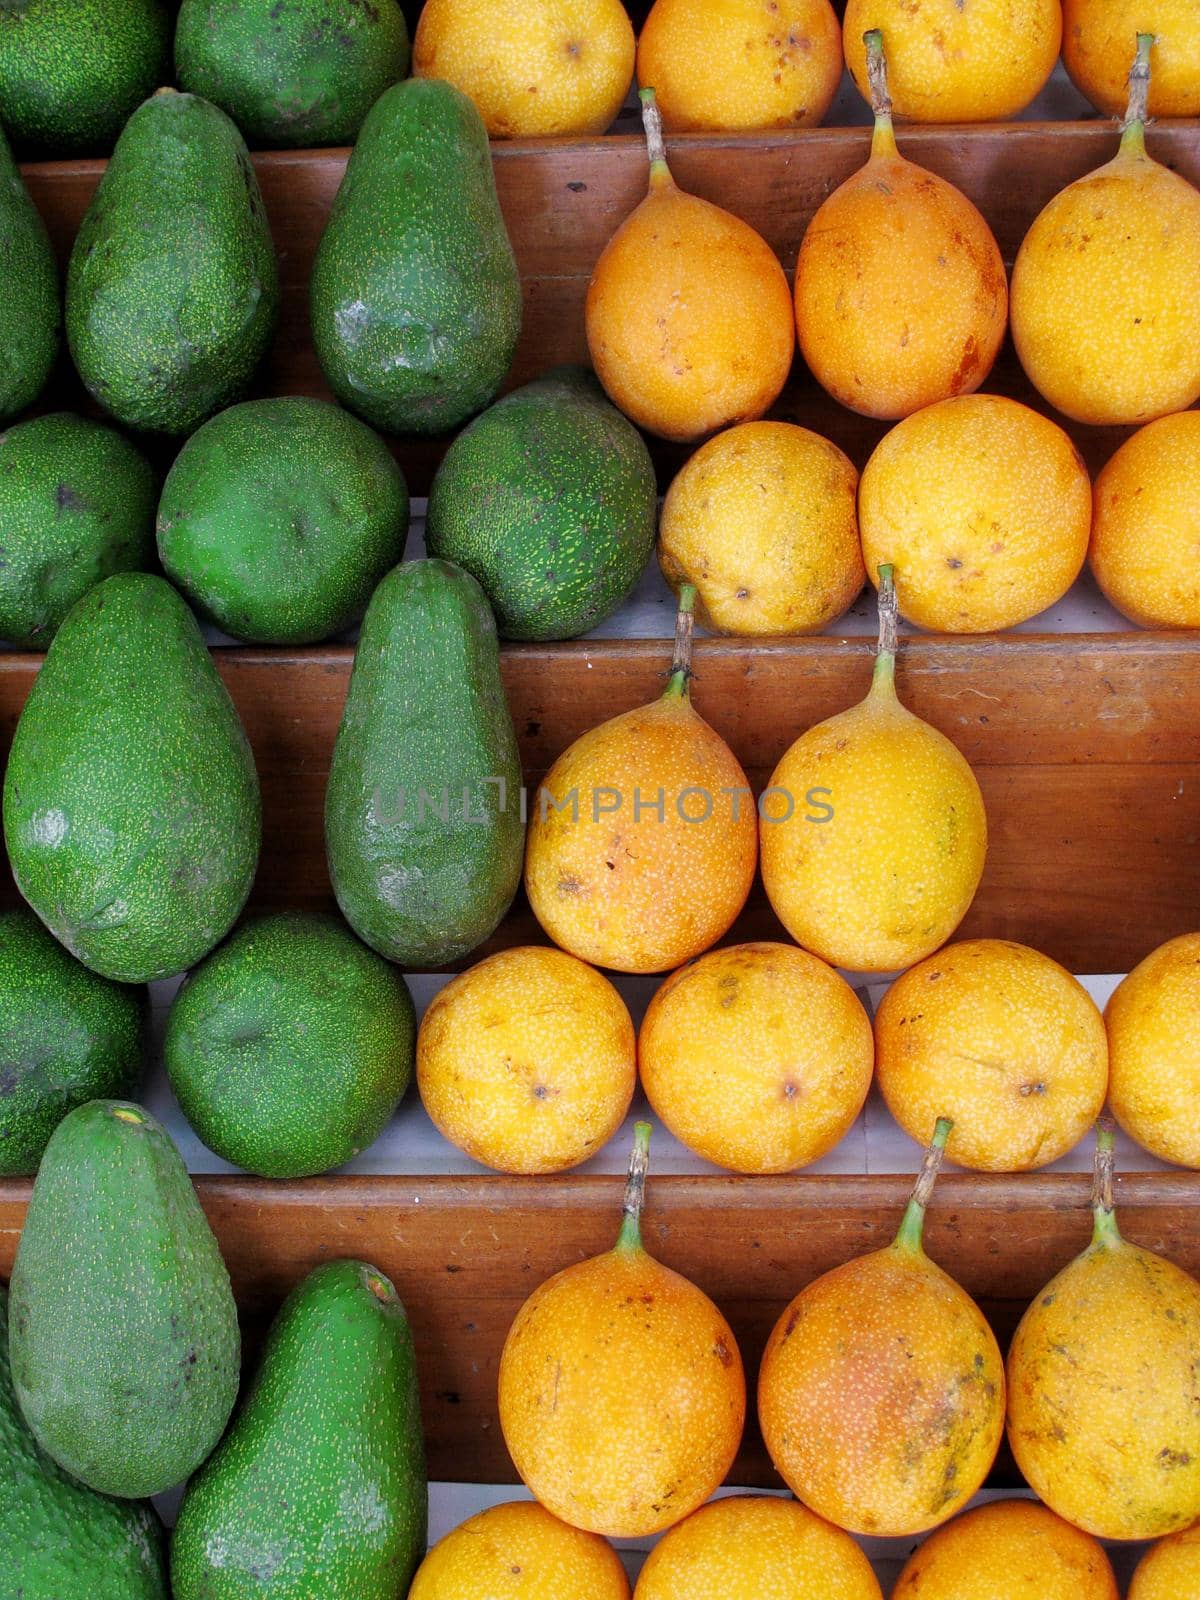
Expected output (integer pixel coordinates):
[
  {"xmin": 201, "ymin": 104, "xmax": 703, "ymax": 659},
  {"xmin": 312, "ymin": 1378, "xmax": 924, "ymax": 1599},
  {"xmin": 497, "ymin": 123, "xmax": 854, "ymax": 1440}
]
[
  {"xmin": 864, "ymin": 30, "xmax": 898, "ymax": 160},
  {"xmin": 617, "ymin": 1120, "xmax": 652, "ymax": 1252},
  {"xmin": 664, "ymin": 583, "xmax": 697, "ymax": 699},
  {"xmin": 1091, "ymin": 1118, "xmax": 1122, "ymax": 1247},
  {"xmin": 639, "ymin": 87, "xmax": 672, "ymax": 189},
  {"xmin": 872, "ymin": 562, "xmax": 898, "ymax": 694},
  {"xmin": 1121, "ymin": 33, "xmax": 1154, "ymax": 154},
  {"xmin": 894, "ymin": 1117, "xmax": 952, "ymax": 1254}
]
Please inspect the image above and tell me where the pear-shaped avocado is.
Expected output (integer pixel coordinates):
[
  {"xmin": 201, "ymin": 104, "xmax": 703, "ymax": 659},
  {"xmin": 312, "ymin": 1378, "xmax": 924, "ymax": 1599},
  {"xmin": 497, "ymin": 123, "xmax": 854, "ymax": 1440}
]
[
  {"xmin": 325, "ymin": 559, "xmax": 523, "ymax": 967},
  {"xmin": 8, "ymin": 1100, "xmax": 240, "ymax": 1499},
  {"xmin": 0, "ymin": 124, "xmax": 59, "ymax": 423},
  {"xmin": 66, "ymin": 89, "xmax": 279, "ymax": 435},
  {"xmin": 3, "ymin": 571, "xmax": 261, "ymax": 983},
  {"xmin": 171, "ymin": 1259, "xmax": 426, "ymax": 1600},
  {"xmin": 310, "ymin": 78, "xmax": 521, "ymax": 436}
]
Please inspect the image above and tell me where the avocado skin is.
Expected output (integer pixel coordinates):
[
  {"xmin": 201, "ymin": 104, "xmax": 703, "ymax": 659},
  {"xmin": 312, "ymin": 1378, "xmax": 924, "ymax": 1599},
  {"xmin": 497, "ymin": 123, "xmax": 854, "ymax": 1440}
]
[
  {"xmin": 165, "ymin": 911, "xmax": 415, "ymax": 1178},
  {"xmin": 325, "ymin": 559, "xmax": 523, "ymax": 966},
  {"xmin": 157, "ymin": 396, "xmax": 409, "ymax": 644},
  {"xmin": 8, "ymin": 1099, "xmax": 241, "ymax": 1499},
  {"xmin": 0, "ymin": 125, "xmax": 59, "ymax": 424},
  {"xmin": 0, "ymin": 0, "xmax": 169, "ymax": 157},
  {"xmin": 66, "ymin": 90, "xmax": 279, "ymax": 435},
  {"xmin": 427, "ymin": 366, "xmax": 657, "ymax": 640},
  {"xmin": 0, "ymin": 908, "xmax": 147, "ymax": 1176},
  {"xmin": 171, "ymin": 1259, "xmax": 427, "ymax": 1600},
  {"xmin": 3, "ymin": 571, "xmax": 262, "ymax": 984},
  {"xmin": 176, "ymin": 0, "xmax": 410, "ymax": 149},
  {"xmin": 310, "ymin": 78, "xmax": 521, "ymax": 436},
  {"xmin": 0, "ymin": 1286, "xmax": 168, "ymax": 1598},
  {"xmin": 0, "ymin": 412, "xmax": 156, "ymax": 647}
]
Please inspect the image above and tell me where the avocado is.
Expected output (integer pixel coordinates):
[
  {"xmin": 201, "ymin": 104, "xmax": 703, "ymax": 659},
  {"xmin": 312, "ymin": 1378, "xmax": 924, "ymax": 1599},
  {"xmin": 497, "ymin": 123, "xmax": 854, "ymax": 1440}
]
[
  {"xmin": 0, "ymin": 909, "xmax": 147, "ymax": 1176},
  {"xmin": 0, "ymin": 412, "xmax": 156, "ymax": 646},
  {"xmin": 0, "ymin": 0, "xmax": 169, "ymax": 156},
  {"xmin": 66, "ymin": 89, "xmax": 279, "ymax": 435},
  {"xmin": 426, "ymin": 366, "xmax": 657, "ymax": 640},
  {"xmin": 3, "ymin": 571, "xmax": 261, "ymax": 983},
  {"xmin": 157, "ymin": 396, "xmax": 409, "ymax": 644},
  {"xmin": 0, "ymin": 124, "xmax": 59, "ymax": 424},
  {"xmin": 165, "ymin": 911, "xmax": 415, "ymax": 1178},
  {"xmin": 8, "ymin": 1099, "xmax": 240, "ymax": 1498},
  {"xmin": 325, "ymin": 559, "xmax": 523, "ymax": 966},
  {"xmin": 176, "ymin": 0, "xmax": 411, "ymax": 149},
  {"xmin": 0, "ymin": 1285, "xmax": 168, "ymax": 1598},
  {"xmin": 310, "ymin": 78, "xmax": 521, "ymax": 436},
  {"xmin": 171, "ymin": 1259, "xmax": 426, "ymax": 1600}
]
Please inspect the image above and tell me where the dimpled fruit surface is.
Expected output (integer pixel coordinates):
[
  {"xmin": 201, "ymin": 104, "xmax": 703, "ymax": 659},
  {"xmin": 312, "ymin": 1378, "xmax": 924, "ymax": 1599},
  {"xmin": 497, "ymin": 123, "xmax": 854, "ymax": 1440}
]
[
  {"xmin": 409, "ymin": 1501, "xmax": 630, "ymax": 1600},
  {"xmin": 892, "ymin": 1499, "xmax": 1118, "ymax": 1600},
  {"xmin": 1106, "ymin": 931, "xmax": 1200, "ymax": 1168},
  {"xmin": 1130, "ymin": 1526, "xmax": 1200, "ymax": 1600},
  {"xmin": 1064, "ymin": 0, "xmax": 1200, "ymax": 118}
]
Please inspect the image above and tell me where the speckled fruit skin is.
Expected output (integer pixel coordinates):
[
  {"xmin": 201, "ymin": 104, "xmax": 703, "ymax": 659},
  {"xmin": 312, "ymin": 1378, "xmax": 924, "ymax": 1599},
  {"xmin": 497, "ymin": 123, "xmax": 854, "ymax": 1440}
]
[
  {"xmin": 758, "ymin": 1233, "xmax": 1005, "ymax": 1535},
  {"xmin": 1007, "ymin": 1209, "xmax": 1200, "ymax": 1539},
  {"xmin": 157, "ymin": 396, "xmax": 410, "ymax": 645},
  {"xmin": 637, "ymin": 0, "xmax": 843, "ymax": 132},
  {"xmin": 658, "ymin": 421, "xmax": 864, "ymax": 636},
  {"xmin": 4, "ymin": 572, "xmax": 261, "ymax": 984},
  {"xmin": 859, "ymin": 396, "xmax": 1091, "ymax": 634},
  {"xmin": 171, "ymin": 1260, "xmax": 427, "ymax": 1600},
  {"xmin": 875, "ymin": 940, "xmax": 1108, "ymax": 1174},
  {"xmin": 633, "ymin": 1493, "xmax": 882, "ymax": 1599},
  {"xmin": 1089, "ymin": 412, "xmax": 1200, "ymax": 629},
  {"xmin": 0, "ymin": 125, "xmax": 59, "ymax": 424},
  {"xmin": 759, "ymin": 658, "xmax": 986, "ymax": 974},
  {"xmin": 1064, "ymin": 1, "xmax": 1200, "ymax": 118},
  {"xmin": 165, "ymin": 912, "xmax": 415, "ymax": 1179},
  {"xmin": 425, "ymin": 367, "xmax": 657, "ymax": 642},
  {"xmin": 325, "ymin": 560, "xmax": 524, "ymax": 967},
  {"xmin": 892, "ymin": 1499, "xmax": 1119, "ymax": 1600},
  {"xmin": 586, "ymin": 152, "xmax": 794, "ymax": 443},
  {"xmin": 66, "ymin": 90, "xmax": 279, "ymax": 436},
  {"xmin": 0, "ymin": 909, "xmax": 146, "ymax": 1176},
  {"xmin": 639, "ymin": 941, "xmax": 873, "ymax": 1174},
  {"xmin": 417, "ymin": 945, "xmax": 635, "ymax": 1174},
  {"xmin": 498, "ymin": 1239, "xmax": 745, "ymax": 1536},
  {"xmin": 0, "ymin": 0, "xmax": 169, "ymax": 156},
  {"xmin": 0, "ymin": 1287, "xmax": 167, "ymax": 1599},
  {"xmin": 175, "ymin": 0, "xmax": 411, "ymax": 149},
  {"xmin": 410, "ymin": 1501, "xmax": 631, "ymax": 1600},
  {"xmin": 1011, "ymin": 124, "xmax": 1200, "ymax": 427},
  {"xmin": 524, "ymin": 693, "xmax": 758, "ymax": 974},
  {"xmin": 794, "ymin": 119, "xmax": 1007, "ymax": 420},
  {"xmin": 1130, "ymin": 1526, "xmax": 1200, "ymax": 1600},
  {"xmin": 8, "ymin": 1101, "xmax": 240, "ymax": 1499},
  {"xmin": 414, "ymin": 0, "xmax": 633, "ymax": 137},
  {"xmin": 1105, "ymin": 931, "xmax": 1200, "ymax": 1169},
  {"xmin": 311, "ymin": 79, "xmax": 521, "ymax": 436},
  {"xmin": 843, "ymin": 0, "xmax": 1060, "ymax": 121},
  {"xmin": 0, "ymin": 413, "xmax": 155, "ymax": 647}
]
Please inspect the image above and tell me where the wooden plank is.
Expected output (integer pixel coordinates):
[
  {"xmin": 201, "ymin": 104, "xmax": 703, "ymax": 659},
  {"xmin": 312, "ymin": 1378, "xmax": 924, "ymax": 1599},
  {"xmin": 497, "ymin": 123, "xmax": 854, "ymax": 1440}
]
[
  {"xmin": 1, "ymin": 1170, "xmax": 1196, "ymax": 1485},
  {"xmin": 0, "ymin": 635, "xmax": 1197, "ymax": 973}
]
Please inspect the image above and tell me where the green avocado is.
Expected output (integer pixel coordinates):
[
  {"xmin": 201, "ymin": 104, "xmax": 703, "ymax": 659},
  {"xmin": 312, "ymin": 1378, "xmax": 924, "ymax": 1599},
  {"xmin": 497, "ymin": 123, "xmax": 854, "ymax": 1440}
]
[
  {"xmin": 157, "ymin": 396, "xmax": 410, "ymax": 644},
  {"xmin": 171, "ymin": 1259, "xmax": 426, "ymax": 1600},
  {"xmin": 0, "ymin": 412, "xmax": 156, "ymax": 646},
  {"xmin": 3, "ymin": 571, "xmax": 261, "ymax": 983},
  {"xmin": 310, "ymin": 78, "xmax": 521, "ymax": 436},
  {"xmin": 176, "ymin": 0, "xmax": 411, "ymax": 149},
  {"xmin": 0, "ymin": 0, "xmax": 169, "ymax": 156},
  {"xmin": 426, "ymin": 366, "xmax": 658, "ymax": 640},
  {"xmin": 325, "ymin": 559, "xmax": 523, "ymax": 966},
  {"xmin": 0, "ymin": 908, "xmax": 146, "ymax": 1176},
  {"xmin": 0, "ymin": 124, "xmax": 59, "ymax": 424},
  {"xmin": 0, "ymin": 1286, "xmax": 168, "ymax": 1599},
  {"xmin": 66, "ymin": 89, "xmax": 279, "ymax": 435},
  {"xmin": 8, "ymin": 1099, "xmax": 240, "ymax": 1499},
  {"xmin": 165, "ymin": 911, "xmax": 415, "ymax": 1178}
]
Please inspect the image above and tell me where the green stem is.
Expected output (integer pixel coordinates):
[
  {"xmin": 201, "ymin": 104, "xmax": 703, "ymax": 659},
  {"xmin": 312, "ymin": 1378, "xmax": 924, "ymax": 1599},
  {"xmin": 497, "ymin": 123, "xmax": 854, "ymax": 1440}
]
[
  {"xmin": 616, "ymin": 1121, "xmax": 652, "ymax": 1251},
  {"xmin": 864, "ymin": 30, "xmax": 898, "ymax": 159},
  {"xmin": 1091, "ymin": 1119, "xmax": 1122, "ymax": 1247},
  {"xmin": 894, "ymin": 1117, "xmax": 952, "ymax": 1254},
  {"xmin": 639, "ymin": 87, "xmax": 672, "ymax": 187},
  {"xmin": 664, "ymin": 583, "xmax": 696, "ymax": 699},
  {"xmin": 1120, "ymin": 33, "xmax": 1154, "ymax": 154},
  {"xmin": 872, "ymin": 562, "xmax": 898, "ymax": 695}
]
